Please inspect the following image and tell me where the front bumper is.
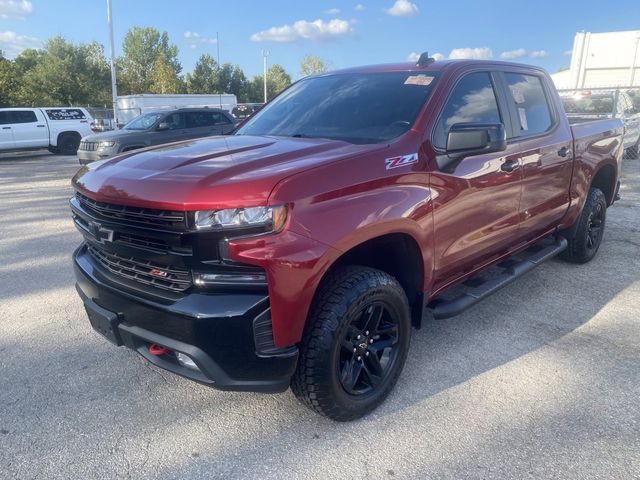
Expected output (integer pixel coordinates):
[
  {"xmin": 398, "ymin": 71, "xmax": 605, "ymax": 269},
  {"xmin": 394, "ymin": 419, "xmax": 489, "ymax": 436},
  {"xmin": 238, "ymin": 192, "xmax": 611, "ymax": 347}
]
[
  {"xmin": 73, "ymin": 244, "xmax": 298, "ymax": 392},
  {"xmin": 77, "ymin": 149, "xmax": 116, "ymax": 165}
]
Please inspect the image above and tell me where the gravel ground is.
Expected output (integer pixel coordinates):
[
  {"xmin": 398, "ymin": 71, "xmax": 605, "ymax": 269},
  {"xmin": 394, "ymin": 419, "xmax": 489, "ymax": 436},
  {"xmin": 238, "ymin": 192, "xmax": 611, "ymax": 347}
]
[{"xmin": 0, "ymin": 151, "xmax": 639, "ymax": 480}]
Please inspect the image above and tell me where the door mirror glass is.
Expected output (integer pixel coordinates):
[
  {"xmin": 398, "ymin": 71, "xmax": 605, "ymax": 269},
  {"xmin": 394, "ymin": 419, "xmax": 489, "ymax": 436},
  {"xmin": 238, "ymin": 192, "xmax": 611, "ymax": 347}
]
[{"xmin": 156, "ymin": 122, "xmax": 169, "ymax": 131}]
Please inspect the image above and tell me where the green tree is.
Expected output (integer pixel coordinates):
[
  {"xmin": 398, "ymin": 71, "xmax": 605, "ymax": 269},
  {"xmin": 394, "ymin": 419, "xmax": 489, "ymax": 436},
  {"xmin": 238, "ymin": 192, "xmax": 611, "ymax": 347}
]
[
  {"xmin": 0, "ymin": 55, "xmax": 20, "ymax": 106},
  {"xmin": 18, "ymin": 37, "xmax": 111, "ymax": 106},
  {"xmin": 243, "ymin": 65, "xmax": 292, "ymax": 103},
  {"xmin": 300, "ymin": 54, "xmax": 328, "ymax": 77},
  {"xmin": 149, "ymin": 56, "xmax": 183, "ymax": 94},
  {"xmin": 218, "ymin": 63, "xmax": 247, "ymax": 99},
  {"xmin": 119, "ymin": 27, "xmax": 181, "ymax": 94},
  {"xmin": 185, "ymin": 53, "xmax": 219, "ymax": 94}
]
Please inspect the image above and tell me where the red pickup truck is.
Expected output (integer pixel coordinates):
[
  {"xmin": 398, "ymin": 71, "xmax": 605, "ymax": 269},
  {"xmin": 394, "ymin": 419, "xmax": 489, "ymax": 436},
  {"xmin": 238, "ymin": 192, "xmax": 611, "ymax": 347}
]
[{"xmin": 71, "ymin": 55, "xmax": 624, "ymax": 421}]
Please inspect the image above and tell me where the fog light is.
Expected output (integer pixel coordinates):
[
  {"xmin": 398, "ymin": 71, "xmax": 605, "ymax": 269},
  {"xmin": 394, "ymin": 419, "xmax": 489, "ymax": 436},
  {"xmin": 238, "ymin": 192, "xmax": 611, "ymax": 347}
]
[{"xmin": 176, "ymin": 352, "xmax": 199, "ymax": 370}]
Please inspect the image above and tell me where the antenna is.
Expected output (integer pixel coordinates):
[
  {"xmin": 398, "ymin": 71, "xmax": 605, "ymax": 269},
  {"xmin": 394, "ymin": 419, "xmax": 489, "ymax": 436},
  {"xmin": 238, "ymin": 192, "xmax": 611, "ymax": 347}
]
[{"xmin": 416, "ymin": 52, "xmax": 436, "ymax": 67}]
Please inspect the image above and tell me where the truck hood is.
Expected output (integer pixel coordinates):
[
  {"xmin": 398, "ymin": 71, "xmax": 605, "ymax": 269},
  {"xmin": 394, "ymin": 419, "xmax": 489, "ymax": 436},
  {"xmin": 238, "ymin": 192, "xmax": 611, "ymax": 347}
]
[
  {"xmin": 72, "ymin": 135, "xmax": 383, "ymax": 210},
  {"xmin": 82, "ymin": 129, "xmax": 148, "ymax": 142}
]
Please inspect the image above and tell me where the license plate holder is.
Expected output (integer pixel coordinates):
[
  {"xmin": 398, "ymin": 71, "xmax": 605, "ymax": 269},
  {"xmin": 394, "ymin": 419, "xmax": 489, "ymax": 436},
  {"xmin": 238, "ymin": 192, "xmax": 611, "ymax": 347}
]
[{"xmin": 84, "ymin": 300, "xmax": 122, "ymax": 346}]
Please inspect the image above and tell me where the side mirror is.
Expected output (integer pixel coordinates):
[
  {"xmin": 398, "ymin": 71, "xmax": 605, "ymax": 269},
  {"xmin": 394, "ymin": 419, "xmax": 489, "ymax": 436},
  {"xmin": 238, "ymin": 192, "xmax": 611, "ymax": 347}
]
[
  {"xmin": 438, "ymin": 123, "xmax": 506, "ymax": 172},
  {"xmin": 156, "ymin": 122, "xmax": 169, "ymax": 131}
]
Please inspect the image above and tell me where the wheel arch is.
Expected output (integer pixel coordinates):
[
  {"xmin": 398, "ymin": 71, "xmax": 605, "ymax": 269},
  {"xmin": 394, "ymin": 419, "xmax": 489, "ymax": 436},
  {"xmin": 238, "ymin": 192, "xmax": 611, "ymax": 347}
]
[
  {"xmin": 56, "ymin": 130, "xmax": 81, "ymax": 146},
  {"xmin": 590, "ymin": 162, "xmax": 616, "ymax": 206},
  {"xmin": 315, "ymin": 231, "xmax": 427, "ymax": 329}
]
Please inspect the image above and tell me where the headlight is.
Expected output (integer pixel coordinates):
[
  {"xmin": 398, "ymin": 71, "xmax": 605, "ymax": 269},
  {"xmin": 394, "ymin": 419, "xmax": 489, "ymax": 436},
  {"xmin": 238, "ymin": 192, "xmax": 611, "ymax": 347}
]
[
  {"xmin": 98, "ymin": 141, "xmax": 116, "ymax": 148},
  {"xmin": 194, "ymin": 205, "xmax": 288, "ymax": 231}
]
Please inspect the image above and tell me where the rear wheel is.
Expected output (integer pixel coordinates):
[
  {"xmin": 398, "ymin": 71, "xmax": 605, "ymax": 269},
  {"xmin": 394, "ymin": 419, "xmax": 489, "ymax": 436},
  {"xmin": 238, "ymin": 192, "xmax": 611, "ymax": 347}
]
[
  {"xmin": 58, "ymin": 133, "xmax": 81, "ymax": 155},
  {"xmin": 291, "ymin": 266, "xmax": 411, "ymax": 421},
  {"xmin": 560, "ymin": 187, "xmax": 607, "ymax": 264}
]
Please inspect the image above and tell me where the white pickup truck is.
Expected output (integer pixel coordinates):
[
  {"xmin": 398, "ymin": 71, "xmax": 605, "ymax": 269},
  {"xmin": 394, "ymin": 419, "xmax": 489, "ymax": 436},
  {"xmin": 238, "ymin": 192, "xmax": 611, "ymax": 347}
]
[{"xmin": 0, "ymin": 107, "xmax": 94, "ymax": 155}]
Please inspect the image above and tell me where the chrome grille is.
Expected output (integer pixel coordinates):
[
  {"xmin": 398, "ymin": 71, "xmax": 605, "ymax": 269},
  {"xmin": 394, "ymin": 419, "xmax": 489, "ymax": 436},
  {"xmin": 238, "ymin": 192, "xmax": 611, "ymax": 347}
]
[
  {"xmin": 79, "ymin": 141, "xmax": 99, "ymax": 151},
  {"xmin": 87, "ymin": 245, "xmax": 191, "ymax": 292},
  {"xmin": 76, "ymin": 192, "xmax": 187, "ymax": 230}
]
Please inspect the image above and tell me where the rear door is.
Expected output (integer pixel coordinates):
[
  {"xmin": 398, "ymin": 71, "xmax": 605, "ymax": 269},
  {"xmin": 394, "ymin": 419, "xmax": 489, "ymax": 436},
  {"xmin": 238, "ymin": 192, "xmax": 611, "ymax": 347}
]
[
  {"xmin": 430, "ymin": 70, "xmax": 523, "ymax": 291},
  {"xmin": 8, "ymin": 110, "xmax": 49, "ymax": 148},
  {"xmin": 153, "ymin": 112, "xmax": 189, "ymax": 145},
  {"xmin": 184, "ymin": 111, "xmax": 218, "ymax": 139},
  {"xmin": 0, "ymin": 111, "xmax": 15, "ymax": 150},
  {"xmin": 500, "ymin": 71, "xmax": 574, "ymax": 239}
]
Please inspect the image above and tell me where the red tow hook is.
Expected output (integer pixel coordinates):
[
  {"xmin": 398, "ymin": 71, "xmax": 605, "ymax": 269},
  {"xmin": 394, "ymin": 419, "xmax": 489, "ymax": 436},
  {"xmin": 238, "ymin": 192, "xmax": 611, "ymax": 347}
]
[{"xmin": 148, "ymin": 343, "xmax": 170, "ymax": 356}]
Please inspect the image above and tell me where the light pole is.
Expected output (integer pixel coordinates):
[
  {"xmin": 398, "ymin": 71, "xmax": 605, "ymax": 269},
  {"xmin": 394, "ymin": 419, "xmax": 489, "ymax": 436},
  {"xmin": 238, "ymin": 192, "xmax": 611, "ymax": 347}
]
[
  {"xmin": 106, "ymin": 0, "xmax": 118, "ymax": 126},
  {"xmin": 631, "ymin": 32, "xmax": 640, "ymax": 87},
  {"xmin": 262, "ymin": 49, "xmax": 269, "ymax": 103}
]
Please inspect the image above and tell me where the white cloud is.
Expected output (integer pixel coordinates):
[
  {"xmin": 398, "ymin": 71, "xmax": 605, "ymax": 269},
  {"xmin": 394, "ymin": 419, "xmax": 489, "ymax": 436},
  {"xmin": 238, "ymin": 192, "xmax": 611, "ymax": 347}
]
[
  {"xmin": 500, "ymin": 48, "xmax": 527, "ymax": 60},
  {"xmin": 385, "ymin": 0, "xmax": 419, "ymax": 16},
  {"xmin": 183, "ymin": 31, "xmax": 217, "ymax": 49},
  {"xmin": 324, "ymin": 8, "xmax": 340, "ymax": 15},
  {"xmin": 563, "ymin": 49, "xmax": 573, "ymax": 56},
  {"xmin": 0, "ymin": 0, "xmax": 32, "ymax": 19},
  {"xmin": 530, "ymin": 50, "xmax": 548, "ymax": 58},
  {"xmin": 407, "ymin": 51, "xmax": 444, "ymax": 62},
  {"xmin": 250, "ymin": 19, "xmax": 354, "ymax": 43},
  {"xmin": 0, "ymin": 30, "xmax": 40, "ymax": 57},
  {"xmin": 355, "ymin": 4, "xmax": 365, "ymax": 11},
  {"xmin": 448, "ymin": 47, "xmax": 493, "ymax": 60}
]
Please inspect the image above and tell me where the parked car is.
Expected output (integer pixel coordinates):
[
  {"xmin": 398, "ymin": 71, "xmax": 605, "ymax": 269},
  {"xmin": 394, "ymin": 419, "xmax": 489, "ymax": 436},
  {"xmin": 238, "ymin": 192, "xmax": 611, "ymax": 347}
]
[
  {"xmin": 560, "ymin": 90, "xmax": 640, "ymax": 157},
  {"xmin": 0, "ymin": 107, "xmax": 93, "ymax": 155},
  {"xmin": 77, "ymin": 108, "xmax": 237, "ymax": 165},
  {"xmin": 70, "ymin": 56, "xmax": 623, "ymax": 421},
  {"xmin": 231, "ymin": 103, "xmax": 263, "ymax": 120}
]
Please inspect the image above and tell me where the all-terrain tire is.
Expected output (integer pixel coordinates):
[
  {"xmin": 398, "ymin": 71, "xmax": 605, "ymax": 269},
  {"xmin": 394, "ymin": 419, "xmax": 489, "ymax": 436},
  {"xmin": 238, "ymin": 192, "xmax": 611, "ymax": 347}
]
[
  {"xmin": 560, "ymin": 187, "xmax": 607, "ymax": 264},
  {"xmin": 58, "ymin": 133, "xmax": 81, "ymax": 155},
  {"xmin": 291, "ymin": 266, "xmax": 411, "ymax": 421}
]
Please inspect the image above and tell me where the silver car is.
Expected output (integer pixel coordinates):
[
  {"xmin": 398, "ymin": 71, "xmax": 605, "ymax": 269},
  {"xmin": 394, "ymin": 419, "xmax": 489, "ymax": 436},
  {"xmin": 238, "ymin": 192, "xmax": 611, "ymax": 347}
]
[{"xmin": 77, "ymin": 108, "xmax": 237, "ymax": 165}]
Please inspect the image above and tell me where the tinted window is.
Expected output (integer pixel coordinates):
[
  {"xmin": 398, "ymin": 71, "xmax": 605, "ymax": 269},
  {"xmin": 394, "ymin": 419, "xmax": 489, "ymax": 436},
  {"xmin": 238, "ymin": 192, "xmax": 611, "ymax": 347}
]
[
  {"xmin": 187, "ymin": 112, "xmax": 215, "ymax": 128},
  {"xmin": 212, "ymin": 112, "xmax": 231, "ymax": 124},
  {"xmin": 8, "ymin": 110, "xmax": 38, "ymax": 124},
  {"xmin": 237, "ymin": 72, "xmax": 437, "ymax": 144},
  {"xmin": 0, "ymin": 111, "xmax": 9, "ymax": 125},
  {"xmin": 433, "ymin": 73, "xmax": 501, "ymax": 150},
  {"xmin": 505, "ymin": 73, "xmax": 552, "ymax": 136},
  {"xmin": 45, "ymin": 108, "xmax": 86, "ymax": 120},
  {"xmin": 163, "ymin": 113, "xmax": 186, "ymax": 130}
]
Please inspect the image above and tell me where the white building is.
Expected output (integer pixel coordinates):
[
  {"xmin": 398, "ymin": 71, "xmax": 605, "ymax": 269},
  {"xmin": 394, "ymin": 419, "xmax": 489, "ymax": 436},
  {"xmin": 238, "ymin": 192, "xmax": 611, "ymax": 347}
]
[{"xmin": 551, "ymin": 30, "xmax": 640, "ymax": 90}]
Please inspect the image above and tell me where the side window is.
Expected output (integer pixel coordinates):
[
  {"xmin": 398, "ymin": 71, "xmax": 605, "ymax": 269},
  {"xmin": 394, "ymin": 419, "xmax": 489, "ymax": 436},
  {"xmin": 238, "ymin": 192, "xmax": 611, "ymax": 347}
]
[
  {"xmin": 505, "ymin": 73, "xmax": 552, "ymax": 136},
  {"xmin": 186, "ymin": 112, "xmax": 212, "ymax": 128},
  {"xmin": 212, "ymin": 112, "xmax": 231, "ymax": 125},
  {"xmin": 164, "ymin": 113, "xmax": 186, "ymax": 130},
  {"xmin": 8, "ymin": 110, "xmax": 38, "ymax": 124},
  {"xmin": 0, "ymin": 112, "xmax": 8, "ymax": 125},
  {"xmin": 433, "ymin": 72, "xmax": 501, "ymax": 150}
]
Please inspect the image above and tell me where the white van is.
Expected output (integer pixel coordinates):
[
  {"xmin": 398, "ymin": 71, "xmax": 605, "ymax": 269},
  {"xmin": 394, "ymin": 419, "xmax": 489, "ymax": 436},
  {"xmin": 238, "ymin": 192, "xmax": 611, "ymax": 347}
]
[{"xmin": 0, "ymin": 107, "xmax": 94, "ymax": 155}]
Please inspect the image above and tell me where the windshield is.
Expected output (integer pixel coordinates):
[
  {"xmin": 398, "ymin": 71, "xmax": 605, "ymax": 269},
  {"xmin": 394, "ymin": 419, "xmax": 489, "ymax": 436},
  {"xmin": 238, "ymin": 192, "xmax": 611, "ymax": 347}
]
[
  {"xmin": 124, "ymin": 113, "xmax": 163, "ymax": 130},
  {"xmin": 561, "ymin": 95, "xmax": 614, "ymax": 115},
  {"xmin": 236, "ymin": 72, "xmax": 437, "ymax": 144}
]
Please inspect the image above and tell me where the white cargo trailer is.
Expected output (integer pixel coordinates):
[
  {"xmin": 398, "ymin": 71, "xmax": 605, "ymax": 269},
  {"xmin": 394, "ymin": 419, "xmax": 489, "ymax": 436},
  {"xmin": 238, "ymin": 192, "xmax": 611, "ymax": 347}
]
[{"xmin": 116, "ymin": 94, "xmax": 237, "ymax": 124}]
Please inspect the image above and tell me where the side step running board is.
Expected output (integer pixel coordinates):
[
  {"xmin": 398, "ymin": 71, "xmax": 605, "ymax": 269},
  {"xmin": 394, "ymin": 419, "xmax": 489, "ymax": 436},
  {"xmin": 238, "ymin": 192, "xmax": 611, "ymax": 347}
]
[{"xmin": 428, "ymin": 236, "xmax": 567, "ymax": 320}]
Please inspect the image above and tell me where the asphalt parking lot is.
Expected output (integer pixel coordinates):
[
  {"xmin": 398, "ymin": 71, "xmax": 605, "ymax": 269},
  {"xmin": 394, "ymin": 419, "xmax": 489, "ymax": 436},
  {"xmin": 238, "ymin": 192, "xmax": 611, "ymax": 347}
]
[{"xmin": 0, "ymin": 151, "xmax": 639, "ymax": 480}]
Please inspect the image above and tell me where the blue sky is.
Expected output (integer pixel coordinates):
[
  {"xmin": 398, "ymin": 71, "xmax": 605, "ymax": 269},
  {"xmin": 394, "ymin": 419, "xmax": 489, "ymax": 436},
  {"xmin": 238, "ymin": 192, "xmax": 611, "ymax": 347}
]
[{"xmin": 1, "ymin": 0, "xmax": 639, "ymax": 79}]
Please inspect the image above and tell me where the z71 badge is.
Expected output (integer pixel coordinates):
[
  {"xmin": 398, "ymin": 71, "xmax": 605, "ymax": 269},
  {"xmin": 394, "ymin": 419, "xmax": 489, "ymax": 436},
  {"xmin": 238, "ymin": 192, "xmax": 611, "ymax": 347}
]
[{"xmin": 385, "ymin": 153, "xmax": 419, "ymax": 170}]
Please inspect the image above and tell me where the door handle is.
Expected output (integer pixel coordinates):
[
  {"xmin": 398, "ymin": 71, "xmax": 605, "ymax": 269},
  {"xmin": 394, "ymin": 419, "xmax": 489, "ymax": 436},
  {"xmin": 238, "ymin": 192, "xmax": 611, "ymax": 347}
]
[
  {"xmin": 500, "ymin": 159, "xmax": 520, "ymax": 173},
  {"xmin": 2, "ymin": 126, "xmax": 11, "ymax": 130},
  {"xmin": 557, "ymin": 146, "xmax": 571, "ymax": 157},
  {"xmin": 36, "ymin": 124, "xmax": 45, "ymax": 128}
]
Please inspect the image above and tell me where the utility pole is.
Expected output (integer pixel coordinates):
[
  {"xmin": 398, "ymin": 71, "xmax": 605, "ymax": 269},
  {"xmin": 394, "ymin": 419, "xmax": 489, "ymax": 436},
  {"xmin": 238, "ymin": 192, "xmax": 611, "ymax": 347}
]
[
  {"xmin": 106, "ymin": 0, "xmax": 118, "ymax": 126},
  {"xmin": 262, "ymin": 49, "xmax": 269, "ymax": 103}
]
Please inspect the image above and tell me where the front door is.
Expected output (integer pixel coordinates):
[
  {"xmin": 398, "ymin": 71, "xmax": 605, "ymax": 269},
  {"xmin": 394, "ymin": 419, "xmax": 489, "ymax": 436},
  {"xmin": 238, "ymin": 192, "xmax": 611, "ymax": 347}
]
[
  {"xmin": 430, "ymin": 71, "xmax": 523, "ymax": 293},
  {"xmin": 9, "ymin": 110, "xmax": 48, "ymax": 148}
]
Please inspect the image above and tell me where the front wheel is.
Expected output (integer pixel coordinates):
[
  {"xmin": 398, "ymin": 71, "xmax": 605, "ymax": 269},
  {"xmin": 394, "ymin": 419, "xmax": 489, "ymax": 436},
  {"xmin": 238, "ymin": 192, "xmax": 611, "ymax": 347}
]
[
  {"xmin": 291, "ymin": 266, "xmax": 411, "ymax": 421},
  {"xmin": 560, "ymin": 187, "xmax": 607, "ymax": 264},
  {"xmin": 58, "ymin": 133, "xmax": 81, "ymax": 155}
]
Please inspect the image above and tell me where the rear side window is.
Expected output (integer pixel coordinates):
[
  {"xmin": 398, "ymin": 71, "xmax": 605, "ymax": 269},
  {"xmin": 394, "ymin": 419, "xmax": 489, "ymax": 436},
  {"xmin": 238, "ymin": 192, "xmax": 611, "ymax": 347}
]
[
  {"xmin": 212, "ymin": 112, "xmax": 231, "ymax": 124},
  {"xmin": 433, "ymin": 72, "xmax": 501, "ymax": 150},
  {"xmin": 505, "ymin": 73, "xmax": 552, "ymax": 136},
  {"xmin": 45, "ymin": 108, "xmax": 86, "ymax": 120},
  {"xmin": 8, "ymin": 110, "xmax": 38, "ymax": 124}
]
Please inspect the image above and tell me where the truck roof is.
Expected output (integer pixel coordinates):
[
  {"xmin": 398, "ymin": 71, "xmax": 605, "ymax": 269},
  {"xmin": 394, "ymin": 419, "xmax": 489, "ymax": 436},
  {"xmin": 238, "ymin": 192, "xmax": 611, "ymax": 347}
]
[{"xmin": 327, "ymin": 59, "xmax": 549, "ymax": 76}]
